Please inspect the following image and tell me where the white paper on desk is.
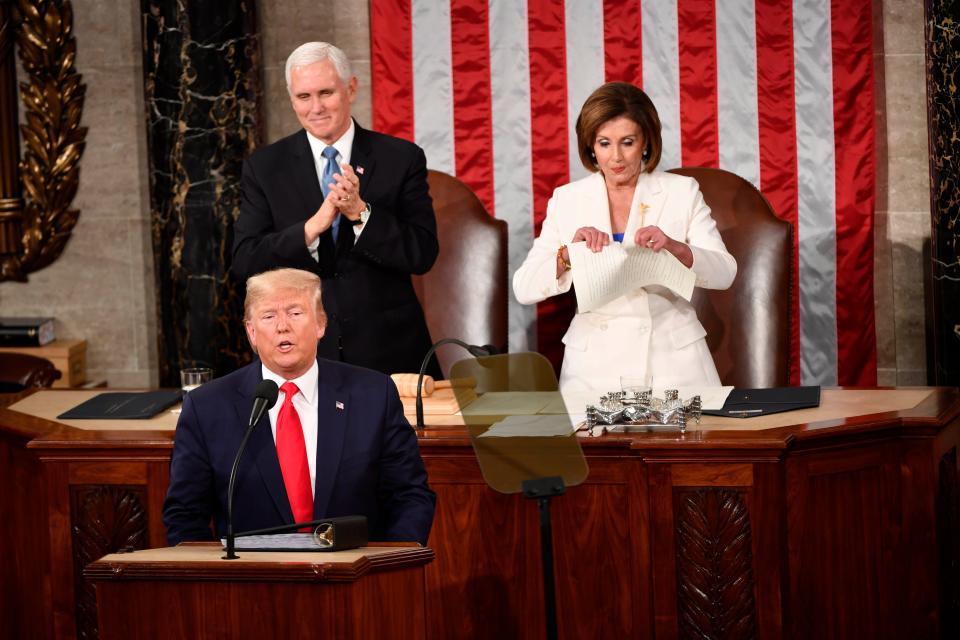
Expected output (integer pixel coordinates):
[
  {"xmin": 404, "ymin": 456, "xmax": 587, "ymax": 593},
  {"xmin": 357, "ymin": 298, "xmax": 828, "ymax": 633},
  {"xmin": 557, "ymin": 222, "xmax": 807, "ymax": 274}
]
[
  {"xmin": 568, "ymin": 241, "xmax": 696, "ymax": 311},
  {"xmin": 477, "ymin": 414, "xmax": 584, "ymax": 438},
  {"xmin": 461, "ymin": 391, "xmax": 558, "ymax": 416}
]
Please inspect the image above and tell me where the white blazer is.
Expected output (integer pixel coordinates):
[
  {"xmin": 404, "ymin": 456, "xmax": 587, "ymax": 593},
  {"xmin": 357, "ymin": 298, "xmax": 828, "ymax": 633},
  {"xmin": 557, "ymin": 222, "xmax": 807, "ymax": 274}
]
[{"xmin": 513, "ymin": 171, "xmax": 737, "ymax": 392}]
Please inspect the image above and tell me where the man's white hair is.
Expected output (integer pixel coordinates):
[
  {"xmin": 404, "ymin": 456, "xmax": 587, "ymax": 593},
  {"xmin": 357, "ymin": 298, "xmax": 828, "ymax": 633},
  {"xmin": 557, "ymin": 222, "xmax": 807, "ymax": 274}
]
[{"xmin": 285, "ymin": 42, "xmax": 352, "ymax": 91}]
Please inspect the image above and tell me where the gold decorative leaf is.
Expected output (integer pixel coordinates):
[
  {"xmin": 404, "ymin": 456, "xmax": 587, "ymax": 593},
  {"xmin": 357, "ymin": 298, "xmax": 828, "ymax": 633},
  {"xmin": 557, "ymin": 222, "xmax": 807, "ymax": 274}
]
[{"xmin": 1, "ymin": 0, "xmax": 86, "ymax": 281}]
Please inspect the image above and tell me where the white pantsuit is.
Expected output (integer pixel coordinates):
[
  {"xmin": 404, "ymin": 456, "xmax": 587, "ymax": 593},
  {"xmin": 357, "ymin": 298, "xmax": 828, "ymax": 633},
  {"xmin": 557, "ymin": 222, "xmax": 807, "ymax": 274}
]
[{"xmin": 513, "ymin": 171, "xmax": 737, "ymax": 392}]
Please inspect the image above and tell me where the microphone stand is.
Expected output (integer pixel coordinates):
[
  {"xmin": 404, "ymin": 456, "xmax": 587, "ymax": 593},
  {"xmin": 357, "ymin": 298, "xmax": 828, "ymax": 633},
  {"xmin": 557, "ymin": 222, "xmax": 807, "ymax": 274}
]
[
  {"xmin": 415, "ymin": 338, "xmax": 498, "ymax": 429},
  {"xmin": 224, "ymin": 381, "xmax": 277, "ymax": 560},
  {"xmin": 224, "ymin": 421, "xmax": 261, "ymax": 559}
]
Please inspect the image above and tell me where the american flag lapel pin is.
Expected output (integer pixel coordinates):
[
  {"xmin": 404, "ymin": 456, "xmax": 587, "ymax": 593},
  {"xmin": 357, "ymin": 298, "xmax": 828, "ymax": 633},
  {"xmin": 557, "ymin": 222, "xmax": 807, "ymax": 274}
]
[
  {"xmin": 356, "ymin": 166, "xmax": 364, "ymax": 175},
  {"xmin": 336, "ymin": 401, "xmax": 344, "ymax": 410}
]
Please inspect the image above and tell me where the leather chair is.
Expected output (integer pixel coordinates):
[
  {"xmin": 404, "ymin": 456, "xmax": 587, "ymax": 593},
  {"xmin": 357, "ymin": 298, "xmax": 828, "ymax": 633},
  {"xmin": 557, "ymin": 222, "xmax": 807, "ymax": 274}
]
[
  {"xmin": 0, "ymin": 353, "xmax": 62, "ymax": 393},
  {"xmin": 414, "ymin": 170, "xmax": 508, "ymax": 377},
  {"xmin": 668, "ymin": 167, "xmax": 792, "ymax": 388}
]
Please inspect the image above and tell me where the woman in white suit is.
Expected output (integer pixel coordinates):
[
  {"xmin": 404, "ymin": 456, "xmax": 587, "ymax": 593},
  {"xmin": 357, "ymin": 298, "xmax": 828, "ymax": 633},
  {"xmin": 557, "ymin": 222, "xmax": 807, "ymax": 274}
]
[{"xmin": 513, "ymin": 83, "xmax": 737, "ymax": 392}]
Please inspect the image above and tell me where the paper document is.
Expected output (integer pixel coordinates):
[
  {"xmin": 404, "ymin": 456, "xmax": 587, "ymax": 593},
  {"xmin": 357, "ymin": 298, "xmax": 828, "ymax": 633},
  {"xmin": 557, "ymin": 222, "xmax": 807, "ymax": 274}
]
[
  {"xmin": 221, "ymin": 533, "xmax": 325, "ymax": 551},
  {"xmin": 477, "ymin": 414, "xmax": 583, "ymax": 438},
  {"xmin": 568, "ymin": 241, "xmax": 696, "ymax": 311}
]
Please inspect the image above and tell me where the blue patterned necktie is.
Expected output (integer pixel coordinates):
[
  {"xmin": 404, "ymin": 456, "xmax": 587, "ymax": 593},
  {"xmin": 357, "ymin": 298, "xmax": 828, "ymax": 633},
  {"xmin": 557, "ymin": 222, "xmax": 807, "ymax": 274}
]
[{"xmin": 320, "ymin": 146, "xmax": 341, "ymax": 241}]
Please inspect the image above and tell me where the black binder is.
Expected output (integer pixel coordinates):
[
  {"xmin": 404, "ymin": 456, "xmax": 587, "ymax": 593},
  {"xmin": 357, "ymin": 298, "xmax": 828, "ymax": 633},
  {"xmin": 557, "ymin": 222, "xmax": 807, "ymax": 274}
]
[
  {"xmin": 703, "ymin": 386, "xmax": 821, "ymax": 418},
  {"xmin": 57, "ymin": 391, "xmax": 182, "ymax": 420}
]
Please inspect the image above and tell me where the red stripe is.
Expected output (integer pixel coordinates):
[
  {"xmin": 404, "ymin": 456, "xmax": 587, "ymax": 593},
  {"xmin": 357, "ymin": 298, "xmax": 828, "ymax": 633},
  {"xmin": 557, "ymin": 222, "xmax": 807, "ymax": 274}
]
[
  {"xmin": 450, "ymin": 0, "xmax": 496, "ymax": 216},
  {"xmin": 755, "ymin": 0, "xmax": 801, "ymax": 385},
  {"xmin": 676, "ymin": 0, "xmax": 719, "ymax": 167},
  {"xmin": 603, "ymin": 0, "xmax": 642, "ymax": 85},
  {"xmin": 528, "ymin": 0, "xmax": 574, "ymax": 373},
  {"xmin": 832, "ymin": 0, "xmax": 877, "ymax": 385},
  {"xmin": 370, "ymin": 0, "xmax": 414, "ymax": 141}
]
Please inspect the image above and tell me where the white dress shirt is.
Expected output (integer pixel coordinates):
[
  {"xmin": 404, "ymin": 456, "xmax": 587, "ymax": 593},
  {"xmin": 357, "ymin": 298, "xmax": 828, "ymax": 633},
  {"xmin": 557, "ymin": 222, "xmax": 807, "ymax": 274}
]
[
  {"xmin": 305, "ymin": 120, "xmax": 368, "ymax": 260},
  {"xmin": 261, "ymin": 360, "xmax": 319, "ymax": 498}
]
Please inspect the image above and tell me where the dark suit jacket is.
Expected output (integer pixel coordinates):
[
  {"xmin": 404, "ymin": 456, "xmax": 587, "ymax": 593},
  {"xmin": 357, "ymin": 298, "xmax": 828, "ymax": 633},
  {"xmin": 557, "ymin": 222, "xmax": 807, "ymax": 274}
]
[
  {"xmin": 232, "ymin": 123, "xmax": 441, "ymax": 378},
  {"xmin": 162, "ymin": 358, "xmax": 436, "ymax": 546}
]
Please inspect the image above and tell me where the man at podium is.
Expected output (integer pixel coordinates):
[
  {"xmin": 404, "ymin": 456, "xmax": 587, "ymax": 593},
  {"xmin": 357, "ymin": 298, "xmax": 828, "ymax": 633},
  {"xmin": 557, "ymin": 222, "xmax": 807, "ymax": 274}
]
[{"xmin": 163, "ymin": 268, "xmax": 435, "ymax": 545}]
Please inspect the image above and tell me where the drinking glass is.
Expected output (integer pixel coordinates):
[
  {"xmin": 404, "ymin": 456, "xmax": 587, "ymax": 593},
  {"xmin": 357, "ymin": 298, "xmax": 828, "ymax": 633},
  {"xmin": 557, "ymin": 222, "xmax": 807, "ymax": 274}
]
[
  {"xmin": 620, "ymin": 376, "xmax": 651, "ymax": 400},
  {"xmin": 180, "ymin": 367, "xmax": 213, "ymax": 393}
]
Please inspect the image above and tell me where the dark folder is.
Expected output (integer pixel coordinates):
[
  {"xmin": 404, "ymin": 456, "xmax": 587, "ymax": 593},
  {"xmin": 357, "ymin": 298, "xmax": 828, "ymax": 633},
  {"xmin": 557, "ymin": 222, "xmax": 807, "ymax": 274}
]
[
  {"xmin": 703, "ymin": 386, "xmax": 821, "ymax": 418},
  {"xmin": 57, "ymin": 390, "xmax": 182, "ymax": 420}
]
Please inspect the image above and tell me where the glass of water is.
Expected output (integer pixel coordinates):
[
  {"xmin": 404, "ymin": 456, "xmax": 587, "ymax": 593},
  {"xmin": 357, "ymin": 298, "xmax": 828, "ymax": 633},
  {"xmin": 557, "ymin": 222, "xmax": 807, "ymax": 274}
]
[{"xmin": 180, "ymin": 367, "xmax": 213, "ymax": 393}]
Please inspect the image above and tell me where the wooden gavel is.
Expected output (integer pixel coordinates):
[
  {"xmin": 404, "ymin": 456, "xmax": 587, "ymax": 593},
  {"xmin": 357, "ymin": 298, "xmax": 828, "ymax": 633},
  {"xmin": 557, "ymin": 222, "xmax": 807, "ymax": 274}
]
[{"xmin": 390, "ymin": 373, "xmax": 476, "ymax": 398}]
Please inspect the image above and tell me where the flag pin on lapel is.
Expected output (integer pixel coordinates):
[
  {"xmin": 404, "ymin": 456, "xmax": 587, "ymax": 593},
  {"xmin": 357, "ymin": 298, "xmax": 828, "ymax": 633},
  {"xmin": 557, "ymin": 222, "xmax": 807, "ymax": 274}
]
[
  {"xmin": 356, "ymin": 166, "xmax": 364, "ymax": 175},
  {"xmin": 336, "ymin": 401, "xmax": 344, "ymax": 410}
]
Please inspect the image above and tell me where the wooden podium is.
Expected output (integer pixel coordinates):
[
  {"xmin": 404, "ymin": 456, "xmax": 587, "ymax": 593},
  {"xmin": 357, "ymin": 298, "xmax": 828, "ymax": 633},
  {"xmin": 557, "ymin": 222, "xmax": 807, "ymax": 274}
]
[{"xmin": 85, "ymin": 543, "xmax": 433, "ymax": 639}]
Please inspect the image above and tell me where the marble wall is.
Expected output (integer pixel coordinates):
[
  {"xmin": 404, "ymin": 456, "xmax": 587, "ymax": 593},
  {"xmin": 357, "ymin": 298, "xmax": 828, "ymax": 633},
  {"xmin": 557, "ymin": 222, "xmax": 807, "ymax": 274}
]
[
  {"xmin": 0, "ymin": 0, "xmax": 935, "ymax": 388},
  {"xmin": 874, "ymin": 0, "xmax": 931, "ymax": 386}
]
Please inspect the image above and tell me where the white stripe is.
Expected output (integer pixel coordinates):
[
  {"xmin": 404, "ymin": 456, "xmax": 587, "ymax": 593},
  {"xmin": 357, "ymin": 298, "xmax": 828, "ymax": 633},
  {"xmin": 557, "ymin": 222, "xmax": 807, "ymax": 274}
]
[
  {"xmin": 490, "ymin": 1, "xmax": 536, "ymax": 352},
  {"xmin": 793, "ymin": 0, "xmax": 837, "ymax": 385},
  {"xmin": 411, "ymin": 0, "xmax": 455, "ymax": 174},
  {"xmin": 641, "ymin": 0, "xmax": 681, "ymax": 170},
  {"xmin": 715, "ymin": 0, "xmax": 760, "ymax": 187},
  {"xmin": 565, "ymin": 0, "xmax": 605, "ymax": 182}
]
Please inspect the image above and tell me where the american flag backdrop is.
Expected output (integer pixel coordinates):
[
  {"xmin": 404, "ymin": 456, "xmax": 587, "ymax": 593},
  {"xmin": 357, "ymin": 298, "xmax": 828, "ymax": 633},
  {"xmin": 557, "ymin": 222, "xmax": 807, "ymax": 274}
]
[{"xmin": 370, "ymin": 0, "xmax": 876, "ymax": 386}]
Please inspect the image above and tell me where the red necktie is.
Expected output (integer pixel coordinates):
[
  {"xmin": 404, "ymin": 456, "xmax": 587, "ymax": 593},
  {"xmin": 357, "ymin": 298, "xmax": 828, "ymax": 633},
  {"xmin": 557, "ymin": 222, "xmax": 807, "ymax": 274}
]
[{"xmin": 276, "ymin": 381, "xmax": 313, "ymax": 524}]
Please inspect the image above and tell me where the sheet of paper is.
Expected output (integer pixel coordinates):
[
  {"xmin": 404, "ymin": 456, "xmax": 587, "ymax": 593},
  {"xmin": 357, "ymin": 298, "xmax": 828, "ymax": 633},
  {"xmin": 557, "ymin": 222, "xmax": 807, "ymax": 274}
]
[
  {"xmin": 461, "ymin": 391, "xmax": 558, "ymax": 416},
  {"xmin": 568, "ymin": 241, "xmax": 696, "ymax": 311},
  {"xmin": 477, "ymin": 414, "xmax": 583, "ymax": 438},
  {"xmin": 221, "ymin": 533, "xmax": 324, "ymax": 551}
]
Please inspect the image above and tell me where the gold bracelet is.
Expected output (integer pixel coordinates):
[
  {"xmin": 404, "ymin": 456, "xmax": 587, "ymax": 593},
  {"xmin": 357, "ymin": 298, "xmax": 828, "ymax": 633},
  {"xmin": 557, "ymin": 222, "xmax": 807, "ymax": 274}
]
[{"xmin": 557, "ymin": 245, "xmax": 571, "ymax": 271}]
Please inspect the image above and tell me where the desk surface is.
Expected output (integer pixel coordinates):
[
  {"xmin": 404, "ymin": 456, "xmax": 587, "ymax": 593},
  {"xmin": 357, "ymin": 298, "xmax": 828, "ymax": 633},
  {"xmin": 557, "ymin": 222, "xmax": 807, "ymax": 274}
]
[
  {"xmin": 86, "ymin": 542, "xmax": 434, "ymax": 582},
  {"xmin": 5, "ymin": 387, "xmax": 937, "ymax": 434}
]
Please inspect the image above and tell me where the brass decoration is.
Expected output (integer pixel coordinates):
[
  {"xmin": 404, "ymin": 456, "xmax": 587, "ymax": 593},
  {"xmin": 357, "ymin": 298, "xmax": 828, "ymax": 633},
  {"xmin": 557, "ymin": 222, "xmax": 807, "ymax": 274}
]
[{"xmin": 0, "ymin": 0, "xmax": 86, "ymax": 281}]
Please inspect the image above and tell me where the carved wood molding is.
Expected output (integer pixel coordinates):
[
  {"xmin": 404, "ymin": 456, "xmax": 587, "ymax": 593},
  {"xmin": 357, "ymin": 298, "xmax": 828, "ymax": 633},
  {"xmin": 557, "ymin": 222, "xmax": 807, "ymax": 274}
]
[
  {"xmin": 0, "ymin": 0, "xmax": 86, "ymax": 281},
  {"xmin": 675, "ymin": 487, "xmax": 757, "ymax": 639},
  {"xmin": 71, "ymin": 485, "xmax": 147, "ymax": 640}
]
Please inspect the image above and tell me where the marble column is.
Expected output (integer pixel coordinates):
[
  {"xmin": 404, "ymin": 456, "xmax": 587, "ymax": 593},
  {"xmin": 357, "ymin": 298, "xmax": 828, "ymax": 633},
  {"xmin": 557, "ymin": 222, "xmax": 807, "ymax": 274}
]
[
  {"xmin": 926, "ymin": 0, "xmax": 960, "ymax": 385},
  {"xmin": 141, "ymin": 0, "xmax": 262, "ymax": 386}
]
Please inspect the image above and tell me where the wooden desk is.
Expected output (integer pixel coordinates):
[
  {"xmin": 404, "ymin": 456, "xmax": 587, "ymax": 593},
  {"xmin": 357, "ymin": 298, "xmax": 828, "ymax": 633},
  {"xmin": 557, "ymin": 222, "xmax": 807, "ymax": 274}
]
[
  {"xmin": 85, "ymin": 543, "xmax": 432, "ymax": 639},
  {"xmin": 2, "ymin": 388, "xmax": 959, "ymax": 639}
]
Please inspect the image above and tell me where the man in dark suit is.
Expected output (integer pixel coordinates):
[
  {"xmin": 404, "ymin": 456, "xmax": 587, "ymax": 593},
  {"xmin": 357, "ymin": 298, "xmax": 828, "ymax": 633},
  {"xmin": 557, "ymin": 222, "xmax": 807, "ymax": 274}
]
[
  {"xmin": 163, "ymin": 268, "xmax": 435, "ymax": 546},
  {"xmin": 232, "ymin": 41, "xmax": 440, "ymax": 378}
]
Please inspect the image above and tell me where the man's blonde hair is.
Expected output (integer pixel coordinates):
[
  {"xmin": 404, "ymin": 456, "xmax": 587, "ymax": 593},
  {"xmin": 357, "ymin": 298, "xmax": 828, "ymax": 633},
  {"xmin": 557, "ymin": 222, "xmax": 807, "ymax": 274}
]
[{"xmin": 244, "ymin": 268, "xmax": 325, "ymax": 322}]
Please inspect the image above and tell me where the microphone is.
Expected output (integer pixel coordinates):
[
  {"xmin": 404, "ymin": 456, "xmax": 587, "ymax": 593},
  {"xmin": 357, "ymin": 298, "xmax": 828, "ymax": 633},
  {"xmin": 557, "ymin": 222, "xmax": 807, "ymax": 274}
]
[
  {"xmin": 224, "ymin": 379, "xmax": 279, "ymax": 559},
  {"xmin": 416, "ymin": 338, "xmax": 498, "ymax": 429}
]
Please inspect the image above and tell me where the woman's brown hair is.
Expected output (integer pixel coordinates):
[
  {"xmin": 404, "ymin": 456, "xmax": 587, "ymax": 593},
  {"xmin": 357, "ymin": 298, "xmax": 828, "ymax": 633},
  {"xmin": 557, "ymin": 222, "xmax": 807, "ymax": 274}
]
[{"xmin": 575, "ymin": 82, "xmax": 662, "ymax": 174}]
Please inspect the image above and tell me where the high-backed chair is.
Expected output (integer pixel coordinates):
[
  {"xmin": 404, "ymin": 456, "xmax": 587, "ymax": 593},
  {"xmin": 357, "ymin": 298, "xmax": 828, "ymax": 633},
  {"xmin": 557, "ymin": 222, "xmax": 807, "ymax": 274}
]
[
  {"xmin": 413, "ymin": 170, "xmax": 508, "ymax": 376},
  {"xmin": 0, "ymin": 353, "xmax": 62, "ymax": 393},
  {"xmin": 668, "ymin": 167, "xmax": 792, "ymax": 388}
]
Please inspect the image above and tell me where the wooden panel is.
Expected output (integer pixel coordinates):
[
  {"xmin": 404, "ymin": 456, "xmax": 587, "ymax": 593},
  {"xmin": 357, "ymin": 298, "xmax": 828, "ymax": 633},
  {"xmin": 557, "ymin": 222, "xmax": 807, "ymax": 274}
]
[
  {"xmin": 424, "ymin": 482, "xmax": 538, "ymax": 639},
  {"xmin": 553, "ymin": 479, "xmax": 637, "ymax": 638},
  {"xmin": 937, "ymin": 447, "xmax": 960, "ymax": 638},
  {"xmin": 94, "ymin": 569, "xmax": 426, "ymax": 639},
  {"xmin": 786, "ymin": 444, "xmax": 901, "ymax": 639},
  {"xmin": 69, "ymin": 461, "xmax": 147, "ymax": 484},
  {"xmin": 0, "ymin": 431, "xmax": 53, "ymax": 639},
  {"xmin": 671, "ymin": 463, "xmax": 753, "ymax": 487}
]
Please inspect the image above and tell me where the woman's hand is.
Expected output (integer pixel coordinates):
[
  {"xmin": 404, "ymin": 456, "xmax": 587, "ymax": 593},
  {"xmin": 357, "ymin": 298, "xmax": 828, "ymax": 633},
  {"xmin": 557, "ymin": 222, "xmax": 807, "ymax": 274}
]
[
  {"xmin": 572, "ymin": 226, "xmax": 610, "ymax": 253},
  {"xmin": 634, "ymin": 225, "xmax": 693, "ymax": 268}
]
